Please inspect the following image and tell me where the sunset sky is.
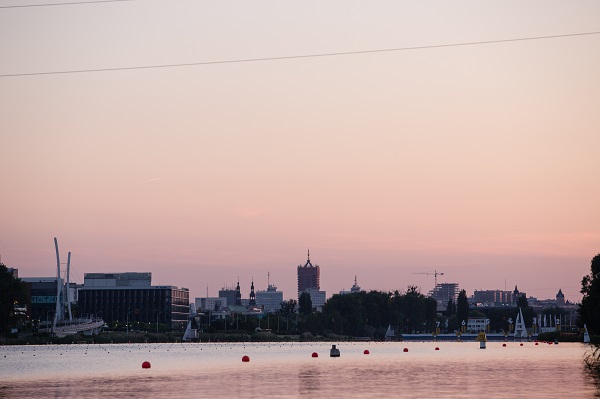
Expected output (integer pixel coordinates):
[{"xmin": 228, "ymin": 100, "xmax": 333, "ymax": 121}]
[{"xmin": 1, "ymin": 1, "xmax": 599, "ymax": 303}]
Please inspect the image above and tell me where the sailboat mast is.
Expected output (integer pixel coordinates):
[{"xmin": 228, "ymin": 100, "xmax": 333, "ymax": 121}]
[
  {"xmin": 66, "ymin": 251, "xmax": 73, "ymax": 321},
  {"xmin": 53, "ymin": 237, "xmax": 63, "ymax": 329}
]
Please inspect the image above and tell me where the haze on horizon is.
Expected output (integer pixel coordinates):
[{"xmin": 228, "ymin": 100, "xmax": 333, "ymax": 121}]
[{"xmin": 1, "ymin": 1, "xmax": 599, "ymax": 303}]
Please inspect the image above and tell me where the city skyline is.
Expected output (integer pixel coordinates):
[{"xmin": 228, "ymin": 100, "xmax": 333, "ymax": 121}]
[
  {"xmin": 2, "ymin": 245, "xmax": 587, "ymax": 304},
  {"xmin": 1, "ymin": 2, "xmax": 599, "ymax": 305}
]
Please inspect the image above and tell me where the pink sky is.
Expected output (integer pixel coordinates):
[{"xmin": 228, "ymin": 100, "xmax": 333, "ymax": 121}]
[{"xmin": 1, "ymin": 1, "xmax": 599, "ymax": 303}]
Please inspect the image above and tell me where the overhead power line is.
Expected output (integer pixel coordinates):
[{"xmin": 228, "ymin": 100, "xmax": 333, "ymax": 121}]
[
  {"xmin": 0, "ymin": 0, "xmax": 138, "ymax": 8},
  {"xmin": 1, "ymin": 31, "xmax": 599, "ymax": 78}
]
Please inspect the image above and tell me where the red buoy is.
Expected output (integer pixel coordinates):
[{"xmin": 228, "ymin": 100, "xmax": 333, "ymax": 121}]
[
  {"xmin": 535, "ymin": 342, "xmax": 539, "ymax": 345},
  {"xmin": 520, "ymin": 343, "xmax": 524, "ymax": 346},
  {"xmin": 242, "ymin": 355, "xmax": 250, "ymax": 362},
  {"xmin": 142, "ymin": 361, "xmax": 151, "ymax": 369},
  {"xmin": 312, "ymin": 352, "xmax": 318, "ymax": 358},
  {"xmin": 435, "ymin": 347, "xmax": 440, "ymax": 351},
  {"xmin": 403, "ymin": 348, "xmax": 408, "ymax": 352},
  {"xmin": 363, "ymin": 350, "xmax": 370, "ymax": 355},
  {"xmin": 502, "ymin": 343, "xmax": 507, "ymax": 347}
]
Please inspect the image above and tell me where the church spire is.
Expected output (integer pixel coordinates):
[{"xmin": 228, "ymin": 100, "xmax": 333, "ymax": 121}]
[
  {"xmin": 249, "ymin": 277, "xmax": 256, "ymax": 306},
  {"xmin": 235, "ymin": 278, "xmax": 242, "ymax": 306}
]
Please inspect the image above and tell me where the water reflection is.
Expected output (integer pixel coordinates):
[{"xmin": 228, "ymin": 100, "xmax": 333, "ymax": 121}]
[
  {"xmin": 298, "ymin": 364, "xmax": 320, "ymax": 396},
  {"xmin": 0, "ymin": 342, "xmax": 597, "ymax": 399}
]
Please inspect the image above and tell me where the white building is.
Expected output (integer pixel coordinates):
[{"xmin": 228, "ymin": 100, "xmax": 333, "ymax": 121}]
[
  {"xmin": 195, "ymin": 297, "xmax": 228, "ymax": 312},
  {"xmin": 467, "ymin": 317, "xmax": 490, "ymax": 333},
  {"xmin": 256, "ymin": 284, "xmax": 283, "ymax": 313},
  {"xmin": 339, "ymin": 276, "xmax": 363, "ymax": 295},
  {"xmin": 303, "ymin": 287, "xmax": 326, "ymax": 311}
]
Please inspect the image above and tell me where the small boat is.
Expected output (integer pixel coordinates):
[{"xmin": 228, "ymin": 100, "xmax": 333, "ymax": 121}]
[{"xmin": 330, "ymin": 345, "xmax": 340, "ymax": 357}]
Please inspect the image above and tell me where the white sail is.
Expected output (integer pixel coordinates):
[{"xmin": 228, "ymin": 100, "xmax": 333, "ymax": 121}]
[
  {"xmin": 584, "ymin": 324, "xmax": 591, "ymax": 344},
  {"xmin": 183, "ymin": 319, "xmax": 196, "ymax": 341},
  {"xmin": 385, "ymin": 324, "xmax": 395, "ymax": 340},
  {"xmin": 513, "ymin": 307, "xmax": 528, "ymax": 338}
]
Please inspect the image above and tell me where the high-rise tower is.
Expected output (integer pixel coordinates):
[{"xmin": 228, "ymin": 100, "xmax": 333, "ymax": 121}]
[{"xmin": 297, "ymin": 249, "xmax": 320, "ymax": 296}]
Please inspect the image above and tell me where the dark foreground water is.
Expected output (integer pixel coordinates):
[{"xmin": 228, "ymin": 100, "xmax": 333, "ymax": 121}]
[{"xmin": 0, "ymin": 341, "xmax": 597, "ymax": 398}]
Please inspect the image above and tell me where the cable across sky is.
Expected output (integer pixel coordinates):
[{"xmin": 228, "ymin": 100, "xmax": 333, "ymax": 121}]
[
  {"xmin": 1, "ymin": 31, "xmax": 599, "ymax": 78},
  {"xmin": 0, "ymin": 0, "xmax": 138, "ymax": 9}
]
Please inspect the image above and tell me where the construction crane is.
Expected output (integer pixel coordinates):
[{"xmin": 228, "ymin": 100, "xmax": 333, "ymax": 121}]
[{"xmin": 413, "ymin": 270, "xmax": 445, "ymax": 288}]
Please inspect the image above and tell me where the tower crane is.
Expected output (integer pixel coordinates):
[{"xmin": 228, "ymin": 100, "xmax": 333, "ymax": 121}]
[{"xmin": 413, "ymin": 270, "xmax": 445, "ymax": 289}]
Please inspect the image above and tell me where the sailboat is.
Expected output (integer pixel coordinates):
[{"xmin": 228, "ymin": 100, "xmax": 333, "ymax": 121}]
[
  {"xmin": 182, "ymin": 304, "xmax": 198, "ymax": 341},
  {"xmin": 513, "ymin": 307, "xmax": 528, "ymax": 339},
  {"xmin": 384, "ymin": 325, "xmax": 395, "ymax": 341},
  {"xmin": 584, "ymin": 324, "xmax": 591, "ymax": 344}
]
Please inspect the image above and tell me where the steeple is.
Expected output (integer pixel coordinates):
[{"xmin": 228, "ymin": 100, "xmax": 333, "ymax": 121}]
[
  {"xmin": 249, "ymin": 278, "xmax": 256, "ymax": 306},
  {"xmin": 235, "ymin": 278, "xmax": 242, "ymax": 306},
  {"xmin": 556, "ymin": 288, "xmax": 565, "ymax": 307}
]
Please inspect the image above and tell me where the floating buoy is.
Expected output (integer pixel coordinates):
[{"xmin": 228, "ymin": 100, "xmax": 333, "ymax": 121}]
[
  {"xmin": 520, "ymin": 343, "xmax": 523, "ymax": 346},
  {"xmin": 403, "ymin": 348, "xmax": 408, "ymax": 352},
  {"xmin": 312, "ymin": 352, "xmax": 318, "ymax": 358},
  {"xmin": 502, "ymin": 343, "xmax": 506, "ymax": 347},
  {"xmin": 242, "ymin": 355, "xmax": 250, "ymax": 362},
  {"xmin": 535, "ymin": 342, "xmax": 539, "ymax": 345},
  {"xmin": 363, "ymin": 350, "xmax": 370, "ymax": 355},
  {"xmin": 142, "ymin": 361, "xmax": 151, "ymax": 369},
  {"xmin": 435, "ymin": 347, "xmax": 439, "ymax": 351}
]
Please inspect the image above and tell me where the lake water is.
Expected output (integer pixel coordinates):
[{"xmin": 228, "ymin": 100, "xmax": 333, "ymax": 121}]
[{"xmin": 0, "ymin": 341, "xmax": 597, "ymax": 398}]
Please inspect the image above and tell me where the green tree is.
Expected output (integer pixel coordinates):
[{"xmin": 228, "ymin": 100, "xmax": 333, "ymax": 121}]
[
  {"xmin": 517, "ymin": 294, "xmax": 528, "ymax": 308},
  {"xmin": 579, "ymin": 253, "xmax": 600, "ymax": 334},
  {"xmin": 456, "ymin": 289, "xmax": 469, "ymax": 328},
  {"xmin": 279, "ymin": 299, "xmax": 297, "ymax": 332},
  {"xmin": 0, "ymin": 264, "xmax": 28, "ymax": 335},
  {"xmin": 298, "ymin": 292, "xmax": 312, "ymax": 315},
  {"xmin": 445, "ymin": 299, "xmax": 455, "ymax": 317}
]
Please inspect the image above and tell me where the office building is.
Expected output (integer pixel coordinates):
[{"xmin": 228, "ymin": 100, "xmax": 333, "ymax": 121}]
[
  {"xmin": 78, "ymin": 272, "xmax": 189, "ymax": 330},
  {"xmin": 297, "ymin": 250, "xmax": 320, "ymax": 297},
  {"xmin": 256, "ymin": 283, "xmax": 283, "ymax": 313}
]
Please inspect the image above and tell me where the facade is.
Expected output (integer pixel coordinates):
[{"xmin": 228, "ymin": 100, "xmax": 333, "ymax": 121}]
[
  {"xmin": 78, "ymin": 272, "xmax": 189, "ymax": 330},
  {"xmin": 304, "ymin": 287, "xmax": 326, "ymax": 310},
  {"xmin": 297, "ymin": 250, "xmax": 320, "ymax": 298},
  {"xmin": 22, "ymin": 277, "xmax": 78, "ymax": 324},
  {"xmin": 467, "ymin": 317, "xmax": 490, "ymax": 333},
  {"xmin": 195, "ymin": 297, "xmax": 227, "ymax": 312},
  {"xmin": 256, "ymin": 284, "xmax": 283, "ymax": 313},
  {"xmin": 218, "ymin": 287, "xmax": 237, "ymax": 308},
  {"xmin": 471, "ymin": 290, "xmax": 514, "ymax": 306},
  {"xmin": 22, "ymin": 278, "xmax": 63, "ymax": 323}
]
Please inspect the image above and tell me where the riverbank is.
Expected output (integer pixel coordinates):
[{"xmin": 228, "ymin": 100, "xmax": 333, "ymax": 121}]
[
  {"xmin": 1, "ymin": 330, "xmax": 593, "ymax": 345},
  {"xmin": 0, "ymin": 330, "xmax": 345, "ymax": 345}
]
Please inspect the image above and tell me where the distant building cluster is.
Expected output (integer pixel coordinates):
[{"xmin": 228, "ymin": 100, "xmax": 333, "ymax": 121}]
[{"xmin": 6, "ymin": 248, "xmax": 577, "ymax": 335}]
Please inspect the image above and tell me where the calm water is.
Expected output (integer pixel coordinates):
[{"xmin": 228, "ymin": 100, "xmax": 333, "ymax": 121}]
[{"xmin": 0, "ymin": 341, "xmax": 597, "ymax": 398}]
